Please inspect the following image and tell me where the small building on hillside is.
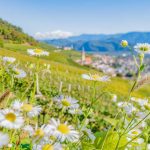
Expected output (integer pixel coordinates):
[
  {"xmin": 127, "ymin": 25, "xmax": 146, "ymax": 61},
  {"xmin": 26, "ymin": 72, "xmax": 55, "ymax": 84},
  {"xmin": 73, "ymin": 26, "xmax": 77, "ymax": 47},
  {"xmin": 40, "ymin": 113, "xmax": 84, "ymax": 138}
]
[
  {"xmin": 84, "ymin": 56, "xmax": 92, "ymax": 65},
  {"xmin": 63, "ymin": 45, "xmax": 73, "ymax": 50},
  {"xmin": 76, "ymin": 48, "xmax": 92, "ymax": 65}
]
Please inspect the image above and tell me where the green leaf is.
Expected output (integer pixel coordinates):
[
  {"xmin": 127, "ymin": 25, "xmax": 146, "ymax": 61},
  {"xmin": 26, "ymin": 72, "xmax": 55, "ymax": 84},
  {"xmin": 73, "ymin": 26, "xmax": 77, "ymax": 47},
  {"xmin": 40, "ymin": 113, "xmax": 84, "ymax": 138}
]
[
  {"xmin": 20, "ymin": 144, "xmax": 31, "ymax": 150},
  {"xmin": 94, "ymin": 131, "xmax": 107, "ymax": 148},
  {"xmin": 101, "ymin": 132, "xmax": 127, "ymax": 150},
  {"xmin": 139, "ymin": 64, "xmax": 145, "ymax": 72},
  {"xmin": 92, "ymin": 131, "xmax": 127, "ymax": 150},
  {"xmin": 82, "ymin": 141, "xmax": 95, "ymax": 150}
]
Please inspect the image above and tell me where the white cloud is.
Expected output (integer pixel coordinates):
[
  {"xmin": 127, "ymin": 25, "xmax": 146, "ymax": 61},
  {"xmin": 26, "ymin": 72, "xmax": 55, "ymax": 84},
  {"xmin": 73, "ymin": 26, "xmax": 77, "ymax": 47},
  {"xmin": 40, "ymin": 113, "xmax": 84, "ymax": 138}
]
[{"xmin": 34, "ymin": 30, "xmax": 73, "ymax": 39}]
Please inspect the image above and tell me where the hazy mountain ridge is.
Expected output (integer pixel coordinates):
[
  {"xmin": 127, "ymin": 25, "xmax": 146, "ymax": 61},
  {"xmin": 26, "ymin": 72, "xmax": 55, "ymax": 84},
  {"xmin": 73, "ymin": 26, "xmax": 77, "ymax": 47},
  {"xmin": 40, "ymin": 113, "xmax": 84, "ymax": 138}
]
[{"xmin": 44, "ymin": 32, "xmax": 150, "ymax": 52}]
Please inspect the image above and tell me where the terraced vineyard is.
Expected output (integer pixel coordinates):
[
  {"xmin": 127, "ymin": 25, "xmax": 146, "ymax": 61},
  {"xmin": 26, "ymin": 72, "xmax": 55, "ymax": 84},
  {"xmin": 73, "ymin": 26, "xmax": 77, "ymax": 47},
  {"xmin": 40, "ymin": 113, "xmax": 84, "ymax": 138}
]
[
  {"xmin": 0, "ymin": 39, "xmax": 150, "ymax": 149},
  {"xmin": 1, "ymin": 43, "xmax": 150, "ymax": 98}
]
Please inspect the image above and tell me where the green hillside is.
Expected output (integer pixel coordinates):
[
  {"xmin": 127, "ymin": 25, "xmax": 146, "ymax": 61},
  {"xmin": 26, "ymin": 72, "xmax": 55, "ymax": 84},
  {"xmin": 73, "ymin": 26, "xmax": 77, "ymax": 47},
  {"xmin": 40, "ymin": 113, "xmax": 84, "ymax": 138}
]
[
  {"xmin": 0, "ymin": 42, "xmax": 150, "ymax": 98},
  {"xmin": 0, "ymin": 18, "xmax": 37, "ymax": 44}
]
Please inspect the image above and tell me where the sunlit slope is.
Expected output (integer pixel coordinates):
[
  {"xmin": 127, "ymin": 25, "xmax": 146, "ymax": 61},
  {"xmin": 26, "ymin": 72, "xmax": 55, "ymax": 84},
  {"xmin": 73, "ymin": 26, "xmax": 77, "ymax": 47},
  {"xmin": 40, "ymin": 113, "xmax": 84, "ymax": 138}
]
[
  {"xmin": 0, "ymin": 43, "xmax": 150, "ymax": 98},
  {"xmin": 4, "ymin": 43, "xmax": 83, "ymax": 67}
]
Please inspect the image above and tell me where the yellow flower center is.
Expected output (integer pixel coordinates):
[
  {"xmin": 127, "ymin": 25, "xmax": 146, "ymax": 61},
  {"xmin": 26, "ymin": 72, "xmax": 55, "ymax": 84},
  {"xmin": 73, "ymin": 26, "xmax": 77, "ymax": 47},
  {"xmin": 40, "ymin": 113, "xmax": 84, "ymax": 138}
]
[
  {"xmin": 91, "ymin": 74, "xmax": 100, "ymax": 80},
  {"xmin": 121, "ymin": 40, "xmax": 128, "ymax": 47},
  {"xmin": 131, "ymin": 131, "xmax": 139, "ymax": 135},
  {"xmin": 61, "ymin": 99, "xmax": 71, "ymax": 107},
  {"xmin": 34, "ymin": 49, "xmax": 43, "ymax": 54},
  {"xmin": 34, "ymin": 129, "xmax": 45, "ymax": 137},
  {"xmin": 58, "ymin": 124, "xmax": 70, "ymax": 134},
  {"xmin": 42, "ymin": 144, "xmax": 53, "ymax": 150},
  {"xmin": 5, "ymin": 113, "xmax": 16, "ymax": 122},
  {"xmin": 140, "ymin": 46, "xmax": 149, "ymax": 51},
  {"xmin": 21, "ymin": 104, "xmax": 33, "ymax": 112}
]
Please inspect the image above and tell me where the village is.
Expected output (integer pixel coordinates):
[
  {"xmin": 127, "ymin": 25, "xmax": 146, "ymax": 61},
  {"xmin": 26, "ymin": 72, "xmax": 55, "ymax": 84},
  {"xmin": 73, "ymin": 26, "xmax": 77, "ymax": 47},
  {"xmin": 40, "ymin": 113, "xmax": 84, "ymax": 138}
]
[
  {"xmin": 75, "ymin": 49, "xmax": 150, "ymax": 78},
  {"xmin": 53, "ymin": 46, "xmax": 150, "ymax": 78}
]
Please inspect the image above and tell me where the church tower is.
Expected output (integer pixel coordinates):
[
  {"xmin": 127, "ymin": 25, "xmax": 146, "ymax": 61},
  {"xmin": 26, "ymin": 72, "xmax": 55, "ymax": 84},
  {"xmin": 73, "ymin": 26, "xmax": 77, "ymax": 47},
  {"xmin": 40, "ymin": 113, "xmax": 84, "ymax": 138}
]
[{"xmin": 81, "ymin": 47, "xmax": 85, "ymax": 65}]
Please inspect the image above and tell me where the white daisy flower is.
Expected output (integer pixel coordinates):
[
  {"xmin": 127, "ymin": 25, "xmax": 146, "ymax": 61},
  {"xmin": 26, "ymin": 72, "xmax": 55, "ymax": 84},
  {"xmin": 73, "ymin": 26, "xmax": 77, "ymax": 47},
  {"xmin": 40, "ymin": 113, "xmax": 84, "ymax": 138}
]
[
  {"xmin": 135, "ymin": 111, "xmax": 147, "ymax": 119},
  {"xmin": 11, "ymin": 100, "xmax": 23, "ymax": 111},
  {"xmin": 131, "ymin": 97, "xmax": 148, "ymax": 110},
  {"xmin": 117, "ymin": 102, "xmax": 124, "ymax": 107},
  {"xmin": 33, "ymin": 141, "xmax": 62, "ymax": 150},
  {"xmin": 123, "ymin": 103, "xmax": 136, "ymax": 115},
  {"xmin": 124, "ymin": 119, "xmax": 135, "ymax": 129},
  {"xmin": 0, "ymin": 132, "xmax": 10, "ymax": 148},
  {"xmin": 53, "ymin": 95, "xmax": 79, "ymax": 110},
  {"xmin": 23, "ymin": 124, "xmax": 53, "ymax": 141},
  {"xmin": 68, "ymin": 108, "xmax": 82, "ymax": 115},
  {"xmin": 133, "ymin": 138, "xmax": 144, "ymax": 144},
  {"xmin": 124, "ymin": 118, "xmax": 147, "ymax": 130},
  {"xmin": 147, "ymin": 144, "xmax": 150, "ymax": 150},
  {"xmin": 2, "ymin": 56, "xmax": 16, "ymax": 63},
  {"xmin": 137, "ymin": 121, "xmax": 147, "ymax": 129},
  {"xmin": 82, "ymin": 74, "xmax": 110, "ymax": 82},
  {"xmin": 81, "ymin": 127, "xmax": 96, "ymax": 141},
  {"xmin": 128, "ymin": 129, "xmax": 141, "ymax": 138},
  {"xmin": 12, "ymin": 68, "xmax": 26, "ymax": 78},
  {"xmin": 117, "ymin": 102, "xmax": 136, "ymax": 115},
  {"xmin": 49, "ymin": 118, "xmax": 79, "ymax": 142},
  {"xmin": 0, "ymin": 109, "xmax": 24, "ymax": 129},
  {"xmin": 134, "ymin": 43, "xmax": 150, "ymax": 54},
  {"xmin": 11, "ymin": 100, "xmax": 42, "ymax": 118},
  {"xmin": 27, "ymin": 48, "xmax": 49, "ymax": 56},
  {"xmin": 22, "ymin": 104, "xmax": 42, "ymax": 118},
  {"xmin": 117, "ymin": 102, "xmax": 128, "ymax": 108},
  {"xmin": 23, "ymin": 125, "xmax": 34, "ymax": 135},
  {"xmin": 137, "ymin": 99, "xmax": 148, "ymax": 107}
]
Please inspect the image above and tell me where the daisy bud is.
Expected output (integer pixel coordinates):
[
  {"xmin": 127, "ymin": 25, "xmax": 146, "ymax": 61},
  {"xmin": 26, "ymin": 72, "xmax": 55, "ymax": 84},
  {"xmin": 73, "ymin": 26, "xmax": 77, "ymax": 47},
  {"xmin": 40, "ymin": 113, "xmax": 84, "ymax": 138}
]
[
  {"xmin": 121, "ymin": 40, "xmax": 128, "ymax": 48},
  {"xmin": 139, "ymin": 53, "xmax": 144, "ymax": 65}
]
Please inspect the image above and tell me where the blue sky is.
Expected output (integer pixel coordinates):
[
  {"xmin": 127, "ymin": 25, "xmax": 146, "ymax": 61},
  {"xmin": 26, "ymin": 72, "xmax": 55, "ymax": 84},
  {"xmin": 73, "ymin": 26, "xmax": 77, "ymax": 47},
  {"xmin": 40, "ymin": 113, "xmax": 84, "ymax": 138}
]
[{"xmin": 0, "ymin": 0, "xmax": 150, "ymax": 38}]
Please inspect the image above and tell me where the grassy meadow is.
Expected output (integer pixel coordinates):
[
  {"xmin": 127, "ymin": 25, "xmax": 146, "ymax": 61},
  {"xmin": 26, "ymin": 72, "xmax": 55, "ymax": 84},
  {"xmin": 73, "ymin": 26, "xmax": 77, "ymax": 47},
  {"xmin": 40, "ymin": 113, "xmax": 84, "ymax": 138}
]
[
  {"xmin": 0, "ymin": 41, "xmax": 150, "ymax": 150},
  {"xmin": 1, "ymin": 43, "xmax": 150, "ymax": 97}
]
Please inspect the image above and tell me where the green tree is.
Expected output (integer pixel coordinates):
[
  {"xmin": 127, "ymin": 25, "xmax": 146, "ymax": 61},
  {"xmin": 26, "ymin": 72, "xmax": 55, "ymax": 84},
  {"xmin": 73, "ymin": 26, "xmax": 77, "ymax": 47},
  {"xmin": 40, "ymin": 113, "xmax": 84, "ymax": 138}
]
[{"xmin": 0, "ymin": 18, "xmax": 37, "ymax": 45}]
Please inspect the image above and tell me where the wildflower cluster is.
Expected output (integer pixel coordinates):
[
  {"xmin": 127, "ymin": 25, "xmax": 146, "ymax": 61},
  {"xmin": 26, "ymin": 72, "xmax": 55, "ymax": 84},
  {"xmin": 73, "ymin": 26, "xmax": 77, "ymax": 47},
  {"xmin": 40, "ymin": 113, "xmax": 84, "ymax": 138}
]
[
  {"xmin": 0, "ymin": 50, "xmax": 97, "ymax": 149},
  {"xmin": 0, "ymin": 41, "xmax": 150, "ymax": 150}
]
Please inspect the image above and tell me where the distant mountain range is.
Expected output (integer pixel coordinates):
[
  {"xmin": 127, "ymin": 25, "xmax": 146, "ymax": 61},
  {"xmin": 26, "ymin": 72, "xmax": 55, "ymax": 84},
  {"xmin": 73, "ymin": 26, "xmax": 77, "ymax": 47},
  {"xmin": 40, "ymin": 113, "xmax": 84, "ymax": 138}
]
[{"xmin": 43, "ymin": 32, "xmax": 150, "ymax": 53}]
